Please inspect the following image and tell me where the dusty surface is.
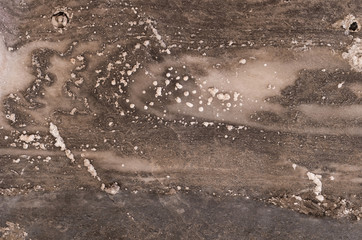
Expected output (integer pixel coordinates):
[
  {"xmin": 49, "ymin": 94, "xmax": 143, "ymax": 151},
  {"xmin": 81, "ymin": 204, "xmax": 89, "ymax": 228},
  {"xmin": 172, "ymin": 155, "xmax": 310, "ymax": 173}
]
[{"xmin": 0, "ymin": 0, "xmax": 362, "ymax": 239}]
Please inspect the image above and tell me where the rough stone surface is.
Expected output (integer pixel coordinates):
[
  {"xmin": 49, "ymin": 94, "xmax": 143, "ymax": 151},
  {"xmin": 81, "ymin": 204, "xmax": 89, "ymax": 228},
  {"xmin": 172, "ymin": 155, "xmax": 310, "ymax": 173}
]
[{"xmin": 0, "ymin": 0, "xmax": 362, "ymax": 239}]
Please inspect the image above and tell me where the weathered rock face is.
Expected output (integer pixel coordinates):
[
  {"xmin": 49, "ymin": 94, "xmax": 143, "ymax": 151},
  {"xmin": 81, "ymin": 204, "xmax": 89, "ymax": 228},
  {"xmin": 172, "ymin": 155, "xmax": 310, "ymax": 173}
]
[{"xmin": 0, "ymin": 0, "xmax": 362, "ymax": 239}]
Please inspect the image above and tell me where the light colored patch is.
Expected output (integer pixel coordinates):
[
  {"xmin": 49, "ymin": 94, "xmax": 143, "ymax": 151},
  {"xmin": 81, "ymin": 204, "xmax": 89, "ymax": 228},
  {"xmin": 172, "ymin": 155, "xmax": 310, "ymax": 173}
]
[
  {"xmin": 307, "ymin": 172, "xmax": 324, "ymax": 202},
  {"xmin": 0, "ymin": 36, "xmax": 71, "ymax": 129},
  {"xmin": 49, "ymin": 122, "xmax": 75, "ymax": 163},
  {"xmin": 101, "ymin": 182, "xmax": 120, "ymax": 195},
  {"xmin": 0, "ymin": 222, "xmax": 28, "ymax": 240},
  {"xmin": 49, "ymin": 122, "xmax": 66, "ymax": 151},
  {"xmin": 27, "ymin": 54, "xmax": 82, "ymax": 128},
  {"xmin": 342, "ymin": 38, "xmax": 362, "ymax": 72},
  {"xmin": 84, "ymin": 158, "xmax": 101, "ymax": 181},
  {"xmin": 131, "ymin": 47, "xmax": 357, "ymax": 134},
  {"xmin": 298, "ymin": 104, "xmax": 362, "ymax": 122},
  {"xmin": 333, "ymin": 14, "xmax": 360, "ymax": 34},
  {"xmin": 19, "ymin": 134, "xmax": 35, "ymax": 143},
  {"xmin": 80, "ymin": 151, "xmax": 160, "ymax": 173},
  {"xmin": 146, "ymin": 19, "xmax": 167, "ymax": 49}
]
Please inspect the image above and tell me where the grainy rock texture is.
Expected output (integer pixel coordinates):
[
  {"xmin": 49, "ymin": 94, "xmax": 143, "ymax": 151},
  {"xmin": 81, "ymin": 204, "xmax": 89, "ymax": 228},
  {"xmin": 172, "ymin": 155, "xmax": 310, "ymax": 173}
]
[{"xmin": 0, "ymin": 0, "xmax": 362, "ymax": 239}]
